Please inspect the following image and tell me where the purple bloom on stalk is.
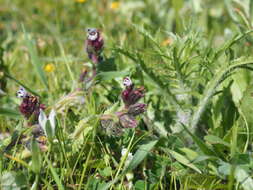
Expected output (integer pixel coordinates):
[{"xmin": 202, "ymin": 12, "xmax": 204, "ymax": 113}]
[
  {"xmin": 100, "ymin": 77, "xmax": 147, "ymax": 135},
  {"xmin": 85, "ymin": 28, "xmax": 104, "ymax": 64},
  {"xmin": 17, "ymin": 87, "xmax": 46, "ymax": 124},
  {"xmin": 121, "ymin": 77, "xmax": 145, "ymax": 108}
]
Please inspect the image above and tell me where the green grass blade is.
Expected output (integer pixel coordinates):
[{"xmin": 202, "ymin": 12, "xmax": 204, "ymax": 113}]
[
  {"xmin": 5, "ymin": 73, "xmax": 40, "ymax": 96},
  {"xmin": 44, "ymin": 156, "xmax": 65, "ymax": 190},
  {"xmin": 31, "ymin": 139, "xmax": 41, "ymax": 174},
  {"xmin": 166, "ymin": 149, "xmax": 202, "ymax": 173},
  {"xmin": 22, "ymin": 24, "xmax": 48, "ymax": 89}
]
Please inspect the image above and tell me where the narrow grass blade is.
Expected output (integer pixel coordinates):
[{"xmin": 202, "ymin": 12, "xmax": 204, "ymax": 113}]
[
  {"xmin": 22, "ymin": 24, "xmax": 48, "ymax": 89},
  {"xmin": 31, "ymin": 139, "xmax": 41, "ymax": 174},
  {"xmin": 166, "ymin": 149, "xmax": 202, "ymax": 173},
  {"xmin": 5, "ymin": 73, "xmax": 40, "ymax": 96},
  {"xmin": 44, "ymin": 156, "xmax": 65, "ymax": 190}
]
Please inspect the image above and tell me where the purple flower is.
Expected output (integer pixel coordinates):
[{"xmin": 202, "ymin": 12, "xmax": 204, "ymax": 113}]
[
  {"xmin": 100, "ymin": 77, "xmax": 147, "ymax": 135},
  {"xmin": 121, "ymin": 77, "xmax": 145, "ymax": 108},
  {"xmin": 85, "ymin": 28, "xmax": 104, "ymax": 64},
  {"xmin": 17, "ymin": 87, "xmax": 46, "ymax": 124},
  {"xmin": 128, "ymin": 103, "xmax": 146, "ymax": 116}
]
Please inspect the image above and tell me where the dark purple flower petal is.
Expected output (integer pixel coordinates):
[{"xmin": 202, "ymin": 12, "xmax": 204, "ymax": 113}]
[{"xmin": 121, "ymin": 86, "xmax": 145, "ymax": 107}]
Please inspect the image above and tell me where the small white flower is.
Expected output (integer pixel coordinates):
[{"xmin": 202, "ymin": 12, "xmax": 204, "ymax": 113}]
[
  {"xmin": 87, "ymin": 28, "xmax": 98, "ymax": 41},
  {"xmin": 123, "ymin": 77, "xmax": 132, "ymax": 87},
  {"xmin": 17, "ymin": 87, "xmax": 28, "ymax": 98},
  {"xmin": 39, "ymin": 109, "xmax": 56, "ymax": 137},
  {"xmin": 121, "ymin": 148, "xmax": 134, "ymax": 189},
  {"xmin": 121, "ymin": 148, "xmax": 133, "ymax": 166}
]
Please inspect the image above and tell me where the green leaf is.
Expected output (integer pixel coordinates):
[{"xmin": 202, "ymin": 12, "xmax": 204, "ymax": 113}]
[
  {"xmin": 180, "ymin": 147, "xmax": 199, "ymax": 161},
  {"xmin": 134, "ymin": 180, "xmax": 146, "ymax": 190},
  {"xmin": 191, "ymin": 58, "xmax": 253, "ymax": 133},
  {"xmin": 100, "ymin": 167, "xmax": 113, "ymax": 177},
  {"xmin": 97, "ymin": 57, "xmax": 117, "ymax": 72},
  {"xmin": 230, "ymin": 69, "xmax": 250, "ymax": 105},
  {"xmin": 0, "ymin": 108, "xmax": 21, "ymax": 119},
  {"xmin": 204, "ymin": 135, "xmax": 230, "ymax": 147},
  {"xmin": 96, "ymin": 71, "xmax": 129, "ymax": 81},
  {"xmin": 0, "ymin": 172, "xmax": 28, "ymax": 190},
  {"xmin": 240, "ymin": 82, "xmax": 253, "ymax": 126},
  {"xmin": 167, "ymin": 149, "xmax": 202, "ymax": 173},
  {"xmin": 31, "ymin": 139, "xmax": 41, "ymax": 174},
  {"xmin": 123, "ymin": 140, "xmax": 158, "ymax": 173},
  {"xmin": 235, "ymin": 166, "xmax": 253, "ymax": 190},
  {"xmin": 232, "ymin": 154, "xmax": 250, "ymax": 165}
]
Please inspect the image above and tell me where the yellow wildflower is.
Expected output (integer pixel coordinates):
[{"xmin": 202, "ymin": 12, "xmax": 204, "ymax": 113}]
[
  {"xmin": 110, "ymin": 2, "xmax": 120, "ymax": 10},
  {"xmin": 38, "ymin": 136, "xmax": 47, "ymax": 143},
  {"xmin": 75, "ymin": 0, "xmax": 86, "ymax": 3},
  {"xmin": 44, "ymin": 63, "xmax": 55, "ymax": 73},
  {"xmin": 161, "ymin": 38, "xmax": 173, "ymax": 46}
]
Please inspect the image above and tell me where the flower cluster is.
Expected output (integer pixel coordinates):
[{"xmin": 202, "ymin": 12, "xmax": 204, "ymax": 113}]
[
  {"xmin": 85, "ymin": 28, "xmax": 104, "ymax": 64},
  {"xmin": 17, "ymin": 87, "xmax": 46, "ymax": 125},
  {"xmin": 121, "ymin": 77, "xmax": 145, "ymax": 108},
  {"xmin": 100, "ymin": 77, "xmax": 146, "ymax": 136},
  {"xmin": 80, "ymin": 28, "xmax": 104, "ymax": 83},
  {"xmin": 5, "ymin": 87, "xmax": 48, "ymax": 153}
]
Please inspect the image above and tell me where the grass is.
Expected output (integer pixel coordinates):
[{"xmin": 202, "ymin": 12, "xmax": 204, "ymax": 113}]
[{"xmin": 1, "ymin": 0, "xmax": 253, "ymax": 189}]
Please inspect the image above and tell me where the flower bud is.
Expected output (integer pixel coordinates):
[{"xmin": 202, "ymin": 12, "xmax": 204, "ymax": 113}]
[
  {"xmin": 100, "ymin": 114, "xmax": 123, "ymax": 136},
  {"xmin": 123, "ymin": 77, "xmax": 133, "ymax": 87},
  {"xmin": 119, "ymin": 114, "xmax": 137, "ymax": 128},
  {"xmin": 85, "ymin": 28, "xmax": 104, "ymax": 64},
  {"xmin": 128, "ymin": 103, "xmax": 146, "ymax": 116},
  {"xmin": 121, "ymin": 77, "xmax": 145, "ymax": 107},
  {"xmin": 17, "ymin": 87, "xmax": 45, "ymax": 124},
  {"xmin": 121, "ymin": 86, "xmax": 145, "ymax": 107}
]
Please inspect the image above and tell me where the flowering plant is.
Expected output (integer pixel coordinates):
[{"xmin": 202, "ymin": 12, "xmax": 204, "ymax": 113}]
[{"xmin": 100, "ymin": 77, "xmax": 146, "ymax": 136}]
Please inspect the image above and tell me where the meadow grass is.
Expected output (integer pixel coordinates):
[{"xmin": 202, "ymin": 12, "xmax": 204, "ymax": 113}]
[{"xmin": 1, "ymin": 0, "xmax": 253, "ymax": 189}]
